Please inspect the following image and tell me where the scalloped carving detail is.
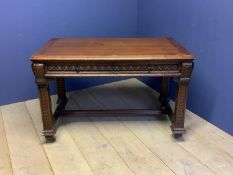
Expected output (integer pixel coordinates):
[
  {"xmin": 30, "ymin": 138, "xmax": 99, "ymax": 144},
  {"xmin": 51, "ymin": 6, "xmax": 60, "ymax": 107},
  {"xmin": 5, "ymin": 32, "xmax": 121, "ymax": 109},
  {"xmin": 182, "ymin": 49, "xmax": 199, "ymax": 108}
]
[{"xmin": 47, "ymin": 64, "xmax": 180, "ymax": 72}]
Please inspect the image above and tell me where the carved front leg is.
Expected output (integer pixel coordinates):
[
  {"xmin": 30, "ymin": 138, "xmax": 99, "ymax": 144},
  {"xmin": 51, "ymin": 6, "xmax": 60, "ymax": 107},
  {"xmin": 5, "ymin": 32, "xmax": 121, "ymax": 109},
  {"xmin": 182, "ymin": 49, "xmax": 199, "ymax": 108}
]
[
  {"xmin": 32, "ymin": 63, "xmax": 55, "ymax": 142},
  {"xmin": 171, "ymin": 62, "xmax": 193, "ymax": 138}
]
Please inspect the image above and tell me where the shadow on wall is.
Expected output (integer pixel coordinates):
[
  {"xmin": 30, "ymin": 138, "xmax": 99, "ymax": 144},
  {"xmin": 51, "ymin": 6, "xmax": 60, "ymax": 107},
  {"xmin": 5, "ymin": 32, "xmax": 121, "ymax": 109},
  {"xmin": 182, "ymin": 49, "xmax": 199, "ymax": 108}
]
[
  {"xmin": 64, "ymin": 77, "xmax": 126, "ymax": 93},
  {"xmin": 186, "ymin": 69, "xmax": 218, "ymax": 122},
  {"xmin": 139, "ymin": 74, "xmax": 218, "ymax": 123},
  {"xmin": 137, "ymin": 0, "xmax": 233, "ymax": 135}
]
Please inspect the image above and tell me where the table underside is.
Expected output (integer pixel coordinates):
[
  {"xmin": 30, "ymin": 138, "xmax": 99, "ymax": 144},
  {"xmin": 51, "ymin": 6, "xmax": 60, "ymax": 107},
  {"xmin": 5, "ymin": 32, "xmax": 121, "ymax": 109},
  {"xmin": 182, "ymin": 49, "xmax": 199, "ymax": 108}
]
[{"xmin": 32, "ymin": 60, "xmax": 193, "ymax": 142}]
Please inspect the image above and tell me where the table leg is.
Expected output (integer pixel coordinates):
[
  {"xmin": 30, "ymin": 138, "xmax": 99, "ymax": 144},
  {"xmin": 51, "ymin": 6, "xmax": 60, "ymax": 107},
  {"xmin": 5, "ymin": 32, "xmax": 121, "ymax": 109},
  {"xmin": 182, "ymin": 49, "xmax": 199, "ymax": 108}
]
[
  {"xmin": 159, "ymin": 77, "xmax": 173, "ymax": 120},
  {"xmin": 171, "ymin": 62, "xmax": 193, "ymax": 138},
  {"xmin": 56, "ymin": 78, "xmax": 67, "ymax": 103},
  {"xmin": 55, "ymin": 78, "xmax": 68, "ymax": 119},
  {"xmin": 159, "ymin": 77, "xmax": 170, "ymax": 108},
  {"xmin": 32, "ymin": 63, "xmax": 55, "ymax": 142}
]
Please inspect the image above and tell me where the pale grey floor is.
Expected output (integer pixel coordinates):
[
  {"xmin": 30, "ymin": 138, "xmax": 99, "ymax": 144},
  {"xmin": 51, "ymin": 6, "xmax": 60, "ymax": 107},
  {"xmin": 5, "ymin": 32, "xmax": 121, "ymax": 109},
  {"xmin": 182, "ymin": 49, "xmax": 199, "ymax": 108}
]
[{"xmin": 1, "ymin": 78, "xmax": 233, "ymax": 175}]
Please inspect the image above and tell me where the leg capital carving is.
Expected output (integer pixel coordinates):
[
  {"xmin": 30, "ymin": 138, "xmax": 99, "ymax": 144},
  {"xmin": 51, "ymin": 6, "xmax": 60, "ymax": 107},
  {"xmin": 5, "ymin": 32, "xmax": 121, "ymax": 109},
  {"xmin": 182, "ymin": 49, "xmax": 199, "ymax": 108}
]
[
  {"xmin": 181, "ymin": 62, "xmax": 193, "ymax": 78},
  {"xmin": 32, "ymin": 63, "xmax": 49, "ymax": 85},
  {"xmin": 174, "ymin": 62, "xmax": 193, "ymax": 85},
  {"xmin": 181, "ymin": 62, "xmax": 193, "ymax": 81}
]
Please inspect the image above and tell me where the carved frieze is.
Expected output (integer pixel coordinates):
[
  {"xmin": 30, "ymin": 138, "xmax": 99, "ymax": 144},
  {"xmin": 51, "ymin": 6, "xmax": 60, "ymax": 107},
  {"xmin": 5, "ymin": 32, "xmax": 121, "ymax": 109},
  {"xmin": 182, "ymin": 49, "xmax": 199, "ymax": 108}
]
[{"xmin": 47, "ymin": 64, "xmax": 180, "ymax": 72}]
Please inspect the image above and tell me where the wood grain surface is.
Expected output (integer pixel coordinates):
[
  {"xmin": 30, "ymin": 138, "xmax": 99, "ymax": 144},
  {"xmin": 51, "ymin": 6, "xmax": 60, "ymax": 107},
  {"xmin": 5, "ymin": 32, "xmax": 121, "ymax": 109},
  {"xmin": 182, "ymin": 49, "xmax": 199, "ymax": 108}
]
[{"xmin": 30, "ymin": 38, "xmax": 195, "ymax": 62}]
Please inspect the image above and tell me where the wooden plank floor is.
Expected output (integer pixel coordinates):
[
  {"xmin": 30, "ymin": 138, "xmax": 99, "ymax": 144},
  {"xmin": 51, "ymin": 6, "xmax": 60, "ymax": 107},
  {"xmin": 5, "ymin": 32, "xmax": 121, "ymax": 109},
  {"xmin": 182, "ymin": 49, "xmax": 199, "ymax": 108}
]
[{"xmin": 1, "ymin": 78, "xmax": 233, "ymax": 175}]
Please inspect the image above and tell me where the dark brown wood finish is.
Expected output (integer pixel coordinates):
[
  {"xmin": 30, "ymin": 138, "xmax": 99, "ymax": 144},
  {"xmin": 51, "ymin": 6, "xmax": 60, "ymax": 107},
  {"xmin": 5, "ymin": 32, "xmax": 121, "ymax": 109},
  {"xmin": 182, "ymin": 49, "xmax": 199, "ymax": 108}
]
[
  {"xmin": 31, "ymin": 37, "xmax": 194, "ymax": 142},
  {"xmin": 61, "ymin": 109, "xmax": 164, "ymax": 116},
  {"xmin": 31, "ymin": 37, "xmax": 194, "ymax": 62},
  {"xmin": 172, "ymin": 62, "xmax": 194, "ymax": 136},
  {"xmin": 32, "ymin": 63, "xmax": 56, "ymax": 142},
  {"xmin": 159, "ymin": 77, "xmax": 170, "ymax": 108},
  {"xmin": 54, "ymin": 78, "xmax": 68, "ymax": 121},
  {"xmin": 56, "ymin": 78, "xmax": 67, "ymax": 103}
]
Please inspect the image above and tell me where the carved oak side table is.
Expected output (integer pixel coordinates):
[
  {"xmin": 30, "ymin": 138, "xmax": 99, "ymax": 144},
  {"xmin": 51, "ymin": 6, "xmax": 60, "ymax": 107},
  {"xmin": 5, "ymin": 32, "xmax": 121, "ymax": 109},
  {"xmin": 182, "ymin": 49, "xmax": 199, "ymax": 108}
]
[{"xmin": 30, "ymin": 38, "xmax": 195, "ymax": 142}]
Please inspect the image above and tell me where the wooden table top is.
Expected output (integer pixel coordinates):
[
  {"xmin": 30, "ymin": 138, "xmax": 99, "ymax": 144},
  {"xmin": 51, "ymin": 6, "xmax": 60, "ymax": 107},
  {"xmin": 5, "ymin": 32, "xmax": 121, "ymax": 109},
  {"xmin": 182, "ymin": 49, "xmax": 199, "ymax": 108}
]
[{"xmin": 30, "ymin": 37, "xmax": 195, "ymax": 62}]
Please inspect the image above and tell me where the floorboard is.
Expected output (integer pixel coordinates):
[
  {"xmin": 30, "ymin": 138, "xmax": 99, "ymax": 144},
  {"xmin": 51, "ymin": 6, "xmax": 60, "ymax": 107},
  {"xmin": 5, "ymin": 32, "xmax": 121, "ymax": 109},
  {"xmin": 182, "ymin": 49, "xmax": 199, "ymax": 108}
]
[
  {"xmin": 116, "ymin": 79, "xmax": 233, "ymax": 175},
  {"xmin": 0, "ymin": 107, "xmax": 13, "ymax": 175},
  {"xmin": 63, "ymin": 94, "xmax": 134, "ymax": 175},
  {"xmin": 86, "ymin": 80, "xmax": 215, "ymax": 175},
  {"xmin": 1, "ymin": 78, "xmax": 233, "ymax": 175},
  {"xmin": 1, "ymin": 102, "xmax": 54, "ymax": 175},
  {"xmin": 133, "ymin": 79, "xmax": 233, "ymax": 174},
  {"xmin": 72, "ymin": 88, "xmax": 174, "ymax": 175},
  {"xmin": 25, "ymin": 98, "xmax": 94, "ymax": 175}
]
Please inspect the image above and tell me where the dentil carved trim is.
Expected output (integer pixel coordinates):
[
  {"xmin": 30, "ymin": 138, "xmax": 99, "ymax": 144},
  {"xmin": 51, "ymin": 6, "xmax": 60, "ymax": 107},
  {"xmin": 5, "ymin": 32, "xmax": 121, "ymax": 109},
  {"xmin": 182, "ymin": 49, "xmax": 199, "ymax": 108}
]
[{"xmin": 47, "ymin": 64, "xmax": 180, "ymax": 72}]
